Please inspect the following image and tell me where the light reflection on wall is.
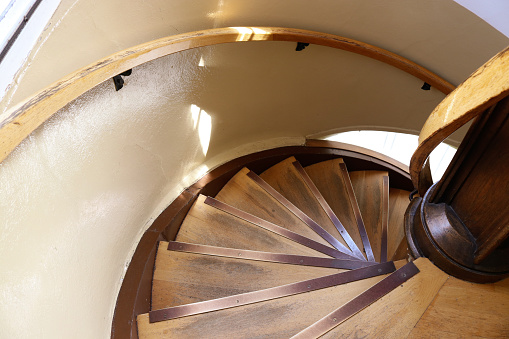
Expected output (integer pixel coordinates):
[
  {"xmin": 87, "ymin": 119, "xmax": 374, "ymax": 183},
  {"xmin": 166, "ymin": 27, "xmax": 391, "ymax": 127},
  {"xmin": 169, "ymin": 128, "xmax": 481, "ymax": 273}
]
[
  {"xmin": 191, "ymin": 104, "xmax": 200, "ymax": 128},
  {"xmin": 190, "ymin": 104, "xmax": 212, "ymax": 155}
]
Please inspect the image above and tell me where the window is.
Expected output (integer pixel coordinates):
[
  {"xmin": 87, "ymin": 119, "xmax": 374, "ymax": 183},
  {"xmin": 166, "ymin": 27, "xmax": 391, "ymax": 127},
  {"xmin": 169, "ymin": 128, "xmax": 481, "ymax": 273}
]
[{"xmin": 325, "ymin": 130, "xmax": 456, "ymax": 181}]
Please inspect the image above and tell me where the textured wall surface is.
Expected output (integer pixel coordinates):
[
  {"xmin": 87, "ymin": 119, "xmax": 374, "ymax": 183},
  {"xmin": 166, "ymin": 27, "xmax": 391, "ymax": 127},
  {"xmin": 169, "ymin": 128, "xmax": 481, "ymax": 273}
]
[
  {"xmin": 2, "ymin": 0, "xmax": 508, "ymax": 114},
  {"xmin": 0, "ymin": 1, "xmax": 508, "ymax": 338},
  {"xmin": 0, "ymin": 46, "xmax": 305, "ymax": 338}
]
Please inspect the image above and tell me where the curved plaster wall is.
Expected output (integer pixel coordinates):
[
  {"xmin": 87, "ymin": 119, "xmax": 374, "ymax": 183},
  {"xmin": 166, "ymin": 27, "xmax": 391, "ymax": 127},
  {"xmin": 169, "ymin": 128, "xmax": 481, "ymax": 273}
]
[
  {"xmin": 0, "ymin": 49, "xmax": 205, "ymax": 338},
  {"xmin": 0, "ymin": 40, "xmax": 443, "ymax": 338},
  {"xmin": 2, "ymin": 0, "xmax": 508, "ymax": 113},
  {"xmin": 0, "ymin": 2, "xmax": 508, "ymax": 339}
]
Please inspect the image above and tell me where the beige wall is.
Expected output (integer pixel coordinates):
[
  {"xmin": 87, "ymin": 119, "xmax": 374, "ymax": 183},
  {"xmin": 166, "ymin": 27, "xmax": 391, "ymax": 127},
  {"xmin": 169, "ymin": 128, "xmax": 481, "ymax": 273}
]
[
  {"xmin": 0, "ymin": 1, "xmax": 507, "ymax": 338},
  {"xmin": 3, "ymin": 0, "xmax": 507, "ymax": 113}
]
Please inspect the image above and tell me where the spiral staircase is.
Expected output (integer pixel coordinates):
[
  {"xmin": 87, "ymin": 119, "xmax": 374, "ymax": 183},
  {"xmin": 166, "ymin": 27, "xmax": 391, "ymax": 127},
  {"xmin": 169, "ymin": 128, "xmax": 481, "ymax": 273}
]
[
  {"xmin": 135, "ymin": 153, "xmax": 508, "ymax": 338},
  {"xmin": 135, "ymin": 156, "xmax": 410, "ymax": 337},
  {"xmin": 131, "ymin": 43, "xmax": 509, "ymax": 338},
  {"xmin": 1, "ymin": 21, "xmax": 508, "ymax": 338}
]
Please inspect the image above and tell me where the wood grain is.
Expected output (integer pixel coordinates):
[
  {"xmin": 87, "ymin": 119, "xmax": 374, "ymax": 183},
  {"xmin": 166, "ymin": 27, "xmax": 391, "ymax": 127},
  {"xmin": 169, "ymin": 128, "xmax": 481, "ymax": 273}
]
[
  {"xmin": 420, "ymin": 97, "xmax": 509, "ymax": 265},
  {"xmin": 391, "ymin": 237, "xmax": 409, "ymax": 262},
  {"xmin": 339, "ymin": 161, "xmax": 376, "ymax": 262},
  {"xmin": 381, "ymin": 176, "xmax": 389, "ymax": 262},
  {"xmin": 176, "ymin": 195, "xmax": 330, "ymax": 258},
  {"xmin": 305, "ymin": 140, "xmax": 410, "ymax": 176},
  {"xmin": 411, "ymin": 46, "xmax": 509, "ymax": 190},
  {"xmin": 409, "ymin": 276, "xmax": 509, "ymax": 338},
  {"xmin": 304, "ymin": 158, "xmax": 365, "ymax": 258},
  {"xmin": 260, "ymin": 157, "xmax": 348, "ymax": 250},
  {"xmin": 446, "ymin": 99, "xmax": 509, "ymax": 262},
  {"xmin": 408, "ymin": 327, "xmax": 489, "ymax": 339},
  {"xmin": 114, "ymin": 143, "xmax": 413, "ymax": 339},
  {"xmin": 215, "ymin": 167, "xmax": 334, "ymax": 248},
  {"xmin": 388, "ymin": 188, "xmax": 410, "ymax": 260},
  {"xmin": 151, "ymin": 241, "xmax": 344, "ymax": 310},
  {"xmin": 321, "ymin": 258, "xmax": 449, "ymax": 339},
  {"xmin": 1, "ymin": 27, "xmax": 454, "ymax": 165},
  {"xmin": 350, "ymin": 171, "xmax": 388, "ymax": 262},
  {"xmin": 137, "ymin": 264, "xmax": 407, "ymax": 338}
]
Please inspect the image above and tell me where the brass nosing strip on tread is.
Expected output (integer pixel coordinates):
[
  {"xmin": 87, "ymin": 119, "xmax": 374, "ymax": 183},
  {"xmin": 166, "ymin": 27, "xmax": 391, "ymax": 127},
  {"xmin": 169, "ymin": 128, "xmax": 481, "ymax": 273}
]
[
  {"xmin": 292, "ymin": 161, "xmax": 366, "ymax": 261},
  {"xmin": 204, "ymin": 197, "xmax": 359, "ymax": 261},
  {"xmin": 167, "ymin": 241, "xmax": 378, "ymax": 269},
  {"xmin": 246, "ymin": 170, "xmax": 355, "ymax": 256},
  {"xmin": 338, "ymin": 162, "xmax": 376, "ymax": 262},
  {"xmin": 290, "ymin": 261, "xmax": 420, "ymax": 338},
  {"xmin": 148, "ymin": 261, "xmax": 396, "ymax": 323},
  {"xmin": 381, "ymin": 176, "xmax": 389, "ymax": 263}
]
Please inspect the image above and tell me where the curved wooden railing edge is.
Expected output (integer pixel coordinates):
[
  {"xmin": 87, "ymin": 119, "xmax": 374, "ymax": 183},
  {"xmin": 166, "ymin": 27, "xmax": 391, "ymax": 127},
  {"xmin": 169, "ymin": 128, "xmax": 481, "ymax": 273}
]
[
  {"xmin": 0, "ymin": 26, "xmax": 454, "ymax": 165},
  {"xmin": 410, "ymin": 46, "xmax": 509, "ymax": 194},
  {"xmin": 305, "ymin": 139, "xmax": 410, "ymax": 174}
]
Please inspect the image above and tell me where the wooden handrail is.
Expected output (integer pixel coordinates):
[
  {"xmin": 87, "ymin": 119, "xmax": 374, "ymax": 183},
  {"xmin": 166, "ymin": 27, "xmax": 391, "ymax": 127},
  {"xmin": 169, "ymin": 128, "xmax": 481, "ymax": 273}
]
[
  {"xmin": 410, "ymin": 46, "xmax": 509, "ymax": 194},
  {"xmin": 0, "ymin": 27, "xmax": 454, "ymax": 164}
]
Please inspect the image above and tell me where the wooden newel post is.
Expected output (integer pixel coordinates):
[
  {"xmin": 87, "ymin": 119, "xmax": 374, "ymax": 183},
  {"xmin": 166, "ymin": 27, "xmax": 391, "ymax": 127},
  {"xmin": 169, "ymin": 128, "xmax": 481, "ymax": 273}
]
[{"xmin": 406, "ymin": 47, "xmax": 509, "ymax": 283}]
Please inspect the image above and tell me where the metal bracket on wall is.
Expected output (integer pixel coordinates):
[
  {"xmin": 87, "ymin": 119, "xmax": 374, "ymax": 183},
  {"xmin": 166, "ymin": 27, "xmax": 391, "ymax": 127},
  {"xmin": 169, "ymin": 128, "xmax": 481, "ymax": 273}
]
[
  {"xmin": 112, "ymin": 69, "xmax": 132, "ymax": 91},
  {"xmin": 296, "ymin": 42, "xmax": 309, "ymax": 51}
]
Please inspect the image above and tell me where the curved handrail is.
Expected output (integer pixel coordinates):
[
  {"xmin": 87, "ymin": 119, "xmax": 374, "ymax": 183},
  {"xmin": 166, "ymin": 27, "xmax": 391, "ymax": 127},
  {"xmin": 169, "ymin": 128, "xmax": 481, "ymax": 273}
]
[
  {"xmin": 410, "ymin": 46, "xmax": 509, "ymax": 193},
  {"xmin": 0, "ymin": 26, "xmax": 455, "ymax": 164},
  {"xmin": 305, "ymin": 139, "xmax": 409, "ymax": 174}
]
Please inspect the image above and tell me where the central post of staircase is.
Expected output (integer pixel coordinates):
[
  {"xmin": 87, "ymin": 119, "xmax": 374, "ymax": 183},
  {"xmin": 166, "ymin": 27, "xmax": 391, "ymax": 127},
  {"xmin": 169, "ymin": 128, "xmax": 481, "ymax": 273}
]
[{"xmin": 406, "ymin": 47, "xmax": 509, "ymax": 283}]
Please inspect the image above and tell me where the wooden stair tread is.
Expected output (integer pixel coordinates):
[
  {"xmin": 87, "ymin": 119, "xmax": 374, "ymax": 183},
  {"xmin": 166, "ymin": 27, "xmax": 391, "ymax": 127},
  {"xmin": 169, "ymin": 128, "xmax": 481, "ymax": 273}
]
[
  {"xmin": 349, "ymin": 170, "xmax": 388, "ymax": 262},
  {"xmin": 392, "ymin": 238, "xmax": 409, "ymax": 262},
  {"xmin": 259, "ymin": 157, "xmax": 349, "ymax": 250},
  {"xmin": 135, "ymin": 146, "xmax": 509, "ymax": 339},
  {"xmin": 304, "ymin": 158, "xmax": 366, "ymax": 259},
  {"xmin": 176, "ymin": 195, "xmax": 330, "ymax": 258},
  {"xmin": 137, "ymin": 263, "xmax": 406, "ymax": 339},
  {"xmin": 214, "ymin": 167, "xmax": 334, "ymax": 248},
  {"xmin": 407, "ymin": 327, "xmax": 488, "ymax": 339},
  {"xmin": 152, "ymin": 241, "xmax": 345, "ymax": 310},
  {"xmin": 320, "ymin": 258, "xmax": 448, "ymax": 339},
  {"xmin": 408, "ymin": 276, "xmax": 509, "ymax": 338},
  {"xmin": 388, "ymin": 188, "xmax": 411, "ymax": 261}
]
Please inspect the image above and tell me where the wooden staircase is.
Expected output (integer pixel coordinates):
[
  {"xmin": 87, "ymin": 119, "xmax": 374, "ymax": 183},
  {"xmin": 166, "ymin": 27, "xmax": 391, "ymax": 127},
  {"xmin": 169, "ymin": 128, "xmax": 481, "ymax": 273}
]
[{"xmin": 134, "ymin": 156, "xmax": 508, "ymax": 338}]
